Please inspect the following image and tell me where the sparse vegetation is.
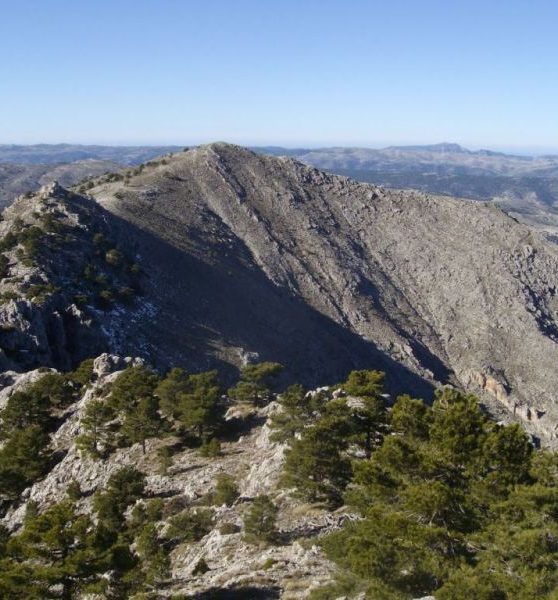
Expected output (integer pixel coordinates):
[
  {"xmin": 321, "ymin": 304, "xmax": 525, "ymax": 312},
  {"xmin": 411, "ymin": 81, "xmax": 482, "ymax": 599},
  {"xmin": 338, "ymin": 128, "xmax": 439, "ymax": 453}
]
[
  {"xmin": 0, "ymin": 357, "xmax": 555, "ymax": 598},
  {"xmin": 243, "ymin": 495, "xmax": 278, "ymax": 543}
]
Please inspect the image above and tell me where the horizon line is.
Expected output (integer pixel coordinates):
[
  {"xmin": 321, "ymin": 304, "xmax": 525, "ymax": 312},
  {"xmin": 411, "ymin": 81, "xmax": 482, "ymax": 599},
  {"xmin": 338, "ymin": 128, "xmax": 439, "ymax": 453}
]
[{"xmin": 1, "ymin": 140, "xmax": 558, "ymax": 157}]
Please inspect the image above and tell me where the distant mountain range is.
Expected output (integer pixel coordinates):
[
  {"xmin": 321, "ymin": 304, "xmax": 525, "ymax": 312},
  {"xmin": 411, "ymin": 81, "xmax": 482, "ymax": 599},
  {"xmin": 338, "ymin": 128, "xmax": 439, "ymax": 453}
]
[{"xmin": 0, "ymin": 143, "xmax": 183, "ymax": 165}]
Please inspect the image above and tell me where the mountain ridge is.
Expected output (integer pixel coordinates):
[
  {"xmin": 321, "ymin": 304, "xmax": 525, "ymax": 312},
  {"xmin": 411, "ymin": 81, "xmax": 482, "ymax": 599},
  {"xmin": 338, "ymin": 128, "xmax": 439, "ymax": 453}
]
[{"xmin": 2, "ymin": 143, "xmax": 558, "ymax": 445}]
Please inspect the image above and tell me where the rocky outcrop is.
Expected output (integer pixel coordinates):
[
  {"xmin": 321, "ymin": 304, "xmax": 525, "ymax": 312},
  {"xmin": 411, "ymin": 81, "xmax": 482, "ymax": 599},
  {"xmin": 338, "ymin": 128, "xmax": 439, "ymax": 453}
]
[{"xmin": 0, "ymin": 183, "xmax": 153, "ymax": 372}]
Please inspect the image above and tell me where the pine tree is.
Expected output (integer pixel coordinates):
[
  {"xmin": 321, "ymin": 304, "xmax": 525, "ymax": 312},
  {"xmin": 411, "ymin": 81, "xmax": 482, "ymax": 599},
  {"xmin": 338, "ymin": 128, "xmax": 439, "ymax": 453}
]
[
  {"xmin": 108, "ymin": 365, "xmax": 160, "ymax": 412},
  {"xmin": 269, "ymin": 383, "xmax": 312, "ymax": 442},
  {"xmin": 244, "ymin": 495, "xmax": 278, "ymax": 542},
  {"xmin": 282, "ymin": 416, "xmax": 352, "ymax": 506},
  {"xmin": 0, "ymin": 390, "xmax": 51, "ymax": 438},
  {"xmin": 0, "ymin": 425, "xmax": 51, "ymax": 498},
  {"xmin": 177, "ymin": 370, "xmax": 223, "ymax": 440},
  {"xmin": 121, "ymin": 396, "xmax": 161, "ymax": 454},
  {"xmin": 342, "ymin": 370, "xmax": 387, "ymax": 457},
  {"xmin": 228, "ymin": 362, "xmax": 283, "ymax": 406},
  {"xmin": 213, "ymin": 473, "xmax": 239, "ymax": 506},
  {"xmin": 155, "ymin": 367, "xmax": 189, "ymax": 419},
  {"xmin": 76, "ymin": 399, "xmax": 115, "ymax": 458}
]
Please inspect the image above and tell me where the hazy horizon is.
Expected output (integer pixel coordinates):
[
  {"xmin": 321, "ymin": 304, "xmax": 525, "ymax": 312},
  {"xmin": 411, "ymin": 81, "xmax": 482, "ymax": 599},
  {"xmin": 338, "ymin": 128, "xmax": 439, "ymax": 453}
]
[{"xmin": 1, "ymin": 140, "xmax": 558, "ymax": 158}]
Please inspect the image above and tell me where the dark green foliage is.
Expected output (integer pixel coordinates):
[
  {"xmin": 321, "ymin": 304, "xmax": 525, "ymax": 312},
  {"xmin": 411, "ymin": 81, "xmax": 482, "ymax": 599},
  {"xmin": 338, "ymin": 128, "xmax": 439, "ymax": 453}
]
[
  {"xmin": 0, "ymin": 253, "xmax": 9, "ymax": 278},
  {"xmin": 199, "ymin": 437, "xmax": 222, "ymax": 457},
  {"xmin": 243, "ymin": 495, "xmax": 278, "ymax": 542},
  {"xmin": 97, "ymin": 365, "xmax": 164, "ymax": 454},
  {"xmin": 0, "ymin": 486, "xmax": 168, "ymax": 598},
  {"xmin": 429, "ymin": 387, "xmax": 487, "ymax": 464},
  {"xmin": 120, "ymin": 395, "xmax": 161, "ymax": 453},
  {"xmin": 27, "ymin": 372, "xmax": 77, "ymax": 407},
  {"xmin": 0, "ymin": 390, "xmax": 52, "ymax": 436},
  {"xmin": 342, "ymin": 370, "xmax": 387, "ymax": 457},
  {"xmin": 156, "ymin": 446, "xmax": 174, "ymax": 474},
  {"xmin": 389, "ymin": 393, "xmax": 429, "ymax": 439},
  {"xmin": 282, "ymin": 415, "xmax": 352, "ymax": 506},
  {"xmin": 17, "ymin": 225, "xmax": 44, "ymax": 259},
  {"xmin": 135, "ymin": 523, "xmax": 170, "ymax": 585},
  {"xmin": 155, "ymin": 367, "xmax": 189, "ymax": 419},
  {"xmin": 0, "ymin": 425, "xmax": 51, "ymax": 498},
  {"xmin": 109, "ymin": 365, "xmax": 160, "ymax": 411},
  {"xmin": 93, "ymin": 467, "xmax": 146, "ymax": 530},
  {"xmin": 39, "ymin": 212, "xmax": 63, "ymax": 233},
  {"xmin": 213, "ymin": 473, "xmax": 239, "ymax": 507},
  {"xmin": 228, "ymin": 361, "xmax": 283, "ymax": 405},
  {"xmin": 165, "ymin": 509, "xmax": 214, "ymax": 545},
  {"xmin": 316, "ymin": 388, "xmax": 558, "ymax": 599},
  {"xmin": 279, "ymin": 370, "xmax": 389, "ymax": 506},
  {"xmin": 156, "ymin": 368, "xmax": 224, "ymax": 441},
  {"xmin": 76, "ymin": 399, "xmax": 116, "ymax": 458},
  {"xmin": 25, "ymin": 282, "xmax": 61, "ymax": 302},
  {"xmin": 0, "ymin": 371, "xmax": 83, "ymax": 498},
  {"xmin": 68, "ymin": 358, "xmax": 95, "ymax": 388},
  {"xmin": 0, "ymin": 500, "xmax": 108, "ymax": 598},
  {"xmin": 66, "ymin": 479, "xmax": 82, "ymax": 501},
  {"xmin": 175, "ymin": 370, "xmax": 223, "ymax": 439},
  {"xmin": 341, "ymin": 369, "xmax": 384, "ymax": 398},
  {"xmin": 0, "ymin": 231, "xmax": 18, "ymax": 252},
  {"xmin": 128, "ymin": 499, "xmax": 165, "ymax": 536},
  {"xmin": 269, "ymin": 383, "xmax": 314, "ymax": 442}
]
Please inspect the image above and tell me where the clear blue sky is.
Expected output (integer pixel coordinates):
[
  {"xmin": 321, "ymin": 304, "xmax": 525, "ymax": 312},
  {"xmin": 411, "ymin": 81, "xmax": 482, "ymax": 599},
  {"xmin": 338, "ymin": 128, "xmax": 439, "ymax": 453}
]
[{"xmin": 1, "ymin": 0, "xmax": 557, "ymax": 151}]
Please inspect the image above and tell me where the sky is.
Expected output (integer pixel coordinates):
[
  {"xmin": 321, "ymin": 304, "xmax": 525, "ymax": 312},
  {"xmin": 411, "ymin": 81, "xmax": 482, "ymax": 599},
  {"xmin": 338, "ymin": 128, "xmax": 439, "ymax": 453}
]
[{"xmin": 1, "ymin": 0, "xmax": 557, "ymax": 151}]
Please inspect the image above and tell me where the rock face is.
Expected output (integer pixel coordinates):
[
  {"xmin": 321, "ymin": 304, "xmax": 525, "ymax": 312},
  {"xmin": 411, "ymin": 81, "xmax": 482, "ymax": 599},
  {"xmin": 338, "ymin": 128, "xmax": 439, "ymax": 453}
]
[
  {"xmin": 0, "ymin": 182, "xmax": 154, "ymax": 372},
  {"xmin": 2, "ymin": 144, "xmax": 558, "ymax": 443}
]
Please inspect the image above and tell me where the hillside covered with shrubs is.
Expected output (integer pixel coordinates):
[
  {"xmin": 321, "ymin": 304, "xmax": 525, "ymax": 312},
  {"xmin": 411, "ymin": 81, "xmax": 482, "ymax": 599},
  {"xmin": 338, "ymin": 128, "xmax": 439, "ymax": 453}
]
[{"xmin": 0, "ymin": 358, "xmax": 555, "ymax": 599}]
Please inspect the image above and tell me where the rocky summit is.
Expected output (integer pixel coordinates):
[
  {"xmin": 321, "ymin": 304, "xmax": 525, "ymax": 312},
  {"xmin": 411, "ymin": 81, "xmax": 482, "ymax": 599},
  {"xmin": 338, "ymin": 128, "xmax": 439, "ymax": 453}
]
[{"xmin": 1, "ymin": 144, "xmax": 558, "ymax": 444}]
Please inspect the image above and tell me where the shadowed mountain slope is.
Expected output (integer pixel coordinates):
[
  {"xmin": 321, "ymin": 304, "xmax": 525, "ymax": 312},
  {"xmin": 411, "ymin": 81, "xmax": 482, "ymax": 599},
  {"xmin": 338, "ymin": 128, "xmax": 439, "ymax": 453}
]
[{"xmin": 79, "ymin": 143, "xmax": 558, "ymax": 443}]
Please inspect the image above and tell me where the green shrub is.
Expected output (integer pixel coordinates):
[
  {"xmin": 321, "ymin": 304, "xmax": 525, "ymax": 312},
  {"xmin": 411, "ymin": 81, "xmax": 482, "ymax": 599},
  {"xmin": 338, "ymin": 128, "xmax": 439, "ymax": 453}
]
[
  {"xmin": 0, "ymin": 254, "xmax": 9, "ymax": 278},
  {"xmin": 199, "ymin": 437, "xmax": 221, "ymax": 457},
  {"xmin": 243, "ymin": 495, "xmax": 278, "ymax": 543},
  {"xmin": 261, "ymin": 558, "xmax": 277, "ymax": 570},
  {"xmin": 213, "ymin": 473, "xmax": 239, "ymax": 507},
  {"xmin": 165, "ymin": 509, "xmax": 214, "ymax": 545}
]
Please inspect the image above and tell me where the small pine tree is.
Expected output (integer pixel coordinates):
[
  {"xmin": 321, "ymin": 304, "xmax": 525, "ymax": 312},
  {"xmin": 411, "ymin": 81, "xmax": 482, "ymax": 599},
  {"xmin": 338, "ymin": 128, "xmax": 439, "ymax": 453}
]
[
  {"xmin": 76, "ymin": 399, "xmax": 115, "ymax": 458},
  {"xmin": 213, "ymin": 473, "xmax": 239, "ymax": 507},
  {"xmin": 228, "ymin": 362, "xmax": 283, "ymax": 406},
  {"xmin": 120, "ymin": 396, "xmax": 161, "ymax": 454},
  {"xmin": 243, "ymin": 495, "xmax": 278, "ymax": 542},
  {"xmin": 177, "ymin": 370, "xmax": 223, "ymax": 439}
]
